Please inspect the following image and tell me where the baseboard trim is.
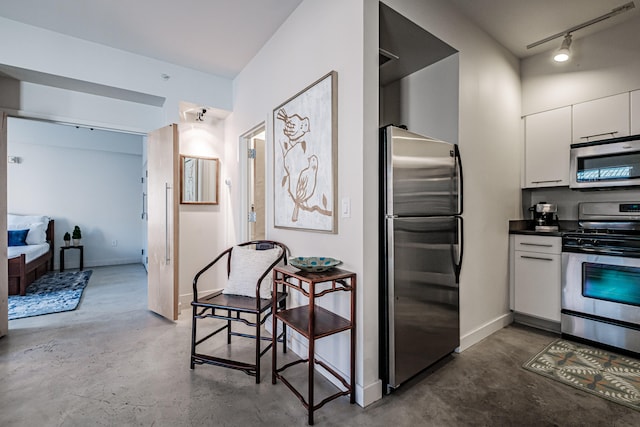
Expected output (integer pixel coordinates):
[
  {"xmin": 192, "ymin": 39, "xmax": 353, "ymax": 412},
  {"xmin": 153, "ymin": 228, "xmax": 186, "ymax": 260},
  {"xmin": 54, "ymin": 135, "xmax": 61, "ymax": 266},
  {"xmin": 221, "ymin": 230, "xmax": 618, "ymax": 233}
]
[
  {"xmin": 513, "ymin": 312, "xmax": 560, "ymax": 333},
  {"xmin": 459, "ymin": 312, "xmax": 513, "ymax": 352},
  {"xmin": 55, "ymin": 258, "xmax": 142, "ymax": 270}
]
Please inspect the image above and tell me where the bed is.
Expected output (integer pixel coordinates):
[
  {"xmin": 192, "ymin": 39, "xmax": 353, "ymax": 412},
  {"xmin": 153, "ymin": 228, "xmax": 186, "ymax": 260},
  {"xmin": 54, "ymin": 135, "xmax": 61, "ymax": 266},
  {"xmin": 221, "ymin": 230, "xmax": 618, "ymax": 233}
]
[{"xmin": 7, "ymin": 214, "xmax": 54, "ymax": 296}]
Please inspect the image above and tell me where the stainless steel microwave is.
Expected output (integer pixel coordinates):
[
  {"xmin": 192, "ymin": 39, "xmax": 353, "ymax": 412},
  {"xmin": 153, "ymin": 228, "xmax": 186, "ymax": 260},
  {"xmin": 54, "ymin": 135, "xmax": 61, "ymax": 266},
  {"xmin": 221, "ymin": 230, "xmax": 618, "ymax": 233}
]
[{"xmin": 570, "ymin": 134, "xmax": 640, "ymax": 189}]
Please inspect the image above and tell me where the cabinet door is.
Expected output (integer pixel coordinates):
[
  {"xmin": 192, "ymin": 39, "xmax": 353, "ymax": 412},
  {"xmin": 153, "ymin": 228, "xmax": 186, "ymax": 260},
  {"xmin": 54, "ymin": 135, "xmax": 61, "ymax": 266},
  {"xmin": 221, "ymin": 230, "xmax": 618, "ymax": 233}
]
[
  {"xmin": 573, "ymin": 93, "xmax": 630, "ymax": 143},
  {"xmin": 632, "ymin": 90, "xmax": 640, "ymax": 136},
  {"xmin": 524, "ymin": 107, "xmax": 571, "ymax": 188},
  {"xmin": 514, "ymin": 251, "xmax": 561, "ymax": 322}
]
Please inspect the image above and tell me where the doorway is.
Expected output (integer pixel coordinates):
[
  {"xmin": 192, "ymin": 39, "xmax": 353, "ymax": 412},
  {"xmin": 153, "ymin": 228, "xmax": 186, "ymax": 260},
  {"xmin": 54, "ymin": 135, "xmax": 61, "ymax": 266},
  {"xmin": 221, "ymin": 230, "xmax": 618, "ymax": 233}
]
[
  {"xmin": 241, "ymin": 124, "xmax": 266, "ymax": 241},
  {"xmin": 4, "ymin": 116, "xmax": 147, "ymax": 328}
]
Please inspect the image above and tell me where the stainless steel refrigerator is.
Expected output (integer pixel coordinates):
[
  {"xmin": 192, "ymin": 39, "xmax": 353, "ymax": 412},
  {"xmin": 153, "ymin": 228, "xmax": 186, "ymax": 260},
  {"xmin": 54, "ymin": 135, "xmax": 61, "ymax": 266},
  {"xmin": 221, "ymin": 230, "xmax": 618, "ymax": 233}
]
[{"xmin": 379, "ymin": 125, "xmax": 463, "ymax": 394}]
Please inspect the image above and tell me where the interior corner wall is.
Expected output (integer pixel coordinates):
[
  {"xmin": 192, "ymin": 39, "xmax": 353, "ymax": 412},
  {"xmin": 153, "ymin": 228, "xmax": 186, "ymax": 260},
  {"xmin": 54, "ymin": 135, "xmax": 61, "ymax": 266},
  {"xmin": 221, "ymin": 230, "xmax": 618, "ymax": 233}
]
[
  {"xmin": 177, "ymin": 121, "xmax": 227, "ymax": 311},
  {"xmin": 521, "ymin": 16, "xmax": 640, "ymax": 115},
  {"xmin": 7, "ymin": 117, "xmax": 143, "ymax": 270},
  {"xmin": 382, "ymin": 0, "xmax": 521, "ymax": 349},
  {"xmin": 381, "ymin": 53, "xmax": 459, "ymax": 143},
  {"xmin": 226, "ymin": 0, "xmax": 375, "ymax": 406}
]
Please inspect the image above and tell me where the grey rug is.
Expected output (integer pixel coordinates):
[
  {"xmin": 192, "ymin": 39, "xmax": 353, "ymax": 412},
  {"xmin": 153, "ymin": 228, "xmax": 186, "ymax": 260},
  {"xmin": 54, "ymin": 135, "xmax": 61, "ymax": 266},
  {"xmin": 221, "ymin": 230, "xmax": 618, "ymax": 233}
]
[
  {"xmin": 8, "ymin": 270, "xmax": 92, "ymax": 320},
  {"xmin": 524, "ymin": 339, "xmax": 640, "ymax": 411}
]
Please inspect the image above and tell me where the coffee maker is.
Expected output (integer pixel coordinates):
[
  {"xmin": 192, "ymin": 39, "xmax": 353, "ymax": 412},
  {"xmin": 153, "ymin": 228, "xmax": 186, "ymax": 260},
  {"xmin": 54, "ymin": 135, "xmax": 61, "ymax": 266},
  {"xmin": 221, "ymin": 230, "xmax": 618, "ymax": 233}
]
[{"xmin": 529, "ymin": 202, "xmax": 559, "ymax": 231}]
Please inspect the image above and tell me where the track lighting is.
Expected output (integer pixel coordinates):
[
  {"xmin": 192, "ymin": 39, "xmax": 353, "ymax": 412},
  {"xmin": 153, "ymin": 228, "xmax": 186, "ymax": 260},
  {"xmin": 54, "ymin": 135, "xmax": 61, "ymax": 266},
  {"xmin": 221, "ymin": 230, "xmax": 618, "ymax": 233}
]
[
  {"xmin": 553, "ymin": 34, "xmax": 572, "ymax": 62},
  {"xmin": 526, "ymin": 1, "xmax": 635, "ymax": 62}
]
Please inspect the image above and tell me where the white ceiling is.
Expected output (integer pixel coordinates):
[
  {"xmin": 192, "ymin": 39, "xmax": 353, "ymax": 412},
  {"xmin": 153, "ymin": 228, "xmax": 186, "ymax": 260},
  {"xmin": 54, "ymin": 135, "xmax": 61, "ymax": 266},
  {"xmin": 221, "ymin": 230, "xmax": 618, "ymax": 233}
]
[
  {"xmin": 449, "ymin": 0, "xmax": 640, "ymax": 58},
  {"xmin": 0, "ymin": 0, "xmax": 304, "ymax": 79},
  {"xmin": 0, "ymin": 0, "xmax": 638, "ymax": 78}
]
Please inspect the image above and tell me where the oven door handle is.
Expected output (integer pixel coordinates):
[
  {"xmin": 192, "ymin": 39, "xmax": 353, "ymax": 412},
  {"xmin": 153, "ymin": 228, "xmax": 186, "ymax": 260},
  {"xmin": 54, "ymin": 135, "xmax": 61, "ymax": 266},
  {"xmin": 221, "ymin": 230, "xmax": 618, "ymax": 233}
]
[{"xmin": 571, "ymin": 246, "xmax": 626, "ymax": 256}]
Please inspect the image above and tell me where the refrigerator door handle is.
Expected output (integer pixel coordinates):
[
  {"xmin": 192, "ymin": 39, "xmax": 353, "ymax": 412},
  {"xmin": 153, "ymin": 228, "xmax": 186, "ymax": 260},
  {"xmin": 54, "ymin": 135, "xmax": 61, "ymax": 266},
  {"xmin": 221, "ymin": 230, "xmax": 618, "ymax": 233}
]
[
  {"xmin": 454, "ymin": 216, "xmax": 464, "ymax": 283},
  {"xmin": 454, "ymin": 144, "xmax": 464, "ymax": 215},
  {"xmin": 455, "ymin": 144, "xmax": 463, "ymax": 215}
]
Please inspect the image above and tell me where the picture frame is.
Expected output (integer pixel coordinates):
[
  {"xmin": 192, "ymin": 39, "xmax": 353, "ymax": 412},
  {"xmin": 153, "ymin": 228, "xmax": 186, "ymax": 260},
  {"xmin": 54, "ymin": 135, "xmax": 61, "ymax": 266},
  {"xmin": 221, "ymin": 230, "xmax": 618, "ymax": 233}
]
[{"xmin": 273, "ymin": 71, "xmax": 338, "ymax": 233}]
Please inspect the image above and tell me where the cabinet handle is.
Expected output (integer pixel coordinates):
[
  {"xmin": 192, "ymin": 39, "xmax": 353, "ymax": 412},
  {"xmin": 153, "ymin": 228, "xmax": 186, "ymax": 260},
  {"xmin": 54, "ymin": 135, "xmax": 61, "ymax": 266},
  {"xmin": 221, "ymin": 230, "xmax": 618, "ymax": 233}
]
[
  {"xmin": 519, "ymin": 242, "xmax": 553, "ymax": 247},
  {"xmin": 580, "ymin": 131, "xmax": 618, "ymax": 141},
  {"xmin": 531, "ymin": 179, "xmax": 562, "ymax": 184},
  {"xmin": 520, "ymin": 255, "xmax": 553, "ymax": 261}
]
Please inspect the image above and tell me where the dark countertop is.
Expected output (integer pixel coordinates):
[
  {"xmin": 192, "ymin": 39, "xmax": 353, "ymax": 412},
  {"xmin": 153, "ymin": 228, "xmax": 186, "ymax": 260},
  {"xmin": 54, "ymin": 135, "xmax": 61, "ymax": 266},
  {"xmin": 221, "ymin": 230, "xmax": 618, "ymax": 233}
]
[{"xmin": 509, "ymin": 220, "xmax": 579, "ymax": 237}]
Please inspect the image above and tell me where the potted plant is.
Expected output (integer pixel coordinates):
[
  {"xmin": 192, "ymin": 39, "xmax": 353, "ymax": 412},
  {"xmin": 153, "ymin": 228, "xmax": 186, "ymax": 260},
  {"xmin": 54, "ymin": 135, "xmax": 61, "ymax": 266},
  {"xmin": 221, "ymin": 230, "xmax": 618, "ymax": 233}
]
[
  {"xmin": 72, "ymin": 225, "xmax": 82, "ymax": 246},
  {"xmin": 63, "ymin": 232, "xmax": 71, "ymax": 247}
]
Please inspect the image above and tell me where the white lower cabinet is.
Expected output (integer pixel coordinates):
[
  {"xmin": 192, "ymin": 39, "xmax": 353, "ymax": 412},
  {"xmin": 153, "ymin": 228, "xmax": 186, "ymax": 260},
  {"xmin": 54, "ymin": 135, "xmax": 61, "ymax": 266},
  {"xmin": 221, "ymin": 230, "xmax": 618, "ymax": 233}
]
[{"xmin": 512, "ymin": 235, "xmax": 561, "ymax": 322}]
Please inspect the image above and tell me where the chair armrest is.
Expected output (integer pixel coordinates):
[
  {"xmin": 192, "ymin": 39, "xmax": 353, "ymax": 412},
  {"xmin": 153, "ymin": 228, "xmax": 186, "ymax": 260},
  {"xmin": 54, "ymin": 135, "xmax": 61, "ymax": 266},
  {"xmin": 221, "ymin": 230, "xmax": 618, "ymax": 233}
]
[
  {"xmin": 249, "ymin": 241, "xmax": 289, "ymax": 304},
  {"xmin": 192, "ymin": 247, "xmax": 232, "ymax": 298}
]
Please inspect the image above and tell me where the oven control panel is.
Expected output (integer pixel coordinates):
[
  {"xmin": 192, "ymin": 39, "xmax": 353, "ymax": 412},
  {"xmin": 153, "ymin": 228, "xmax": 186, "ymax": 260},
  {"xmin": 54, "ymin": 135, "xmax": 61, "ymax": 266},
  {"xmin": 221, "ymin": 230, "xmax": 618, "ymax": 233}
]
[{"xmin": 620, "ymin": 203, "xmax": 640, "ymax": 213}]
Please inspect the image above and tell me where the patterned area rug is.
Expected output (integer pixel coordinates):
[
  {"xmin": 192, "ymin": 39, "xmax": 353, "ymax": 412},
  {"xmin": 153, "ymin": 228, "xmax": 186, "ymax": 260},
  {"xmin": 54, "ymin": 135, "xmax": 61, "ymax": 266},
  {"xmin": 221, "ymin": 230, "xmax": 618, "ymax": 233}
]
[
  {"xmin": 8, "ymin": 270, "xmax": 93, "ymax": 320},
  {"xmin": 523, "ymin": 339, "xmax": 640, "ymax": 411}
]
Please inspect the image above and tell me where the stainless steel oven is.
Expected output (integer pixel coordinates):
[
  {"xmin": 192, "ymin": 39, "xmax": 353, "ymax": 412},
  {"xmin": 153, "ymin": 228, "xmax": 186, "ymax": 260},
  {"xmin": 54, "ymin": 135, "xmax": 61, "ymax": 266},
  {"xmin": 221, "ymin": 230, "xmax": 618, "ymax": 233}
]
[
  {"xmin": 570, "ymin": 134, "xmax": 640, "ymax": 189},
  {"xmin": 561, "ymin": 202, "xmax": 640, "ymax": 354}
]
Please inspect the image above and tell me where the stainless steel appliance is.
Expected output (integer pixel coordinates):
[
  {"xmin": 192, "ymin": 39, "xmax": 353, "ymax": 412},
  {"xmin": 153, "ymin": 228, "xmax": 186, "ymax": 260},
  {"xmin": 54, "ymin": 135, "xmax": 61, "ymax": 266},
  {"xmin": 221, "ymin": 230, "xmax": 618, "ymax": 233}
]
[
  {"xmin": 529, "ymin": 202, "xmax": 559, "ymax": 231},
  {"xmin": 562, "ymin": 201, "xmax": 640, "ymax": 354},
  {"xmin": 570, "ymin": 134, "xmax": 640, "ymax": 189},
  {"xmin": 379, "ymin": 125, "xmax": 463, "ymax": 393}
]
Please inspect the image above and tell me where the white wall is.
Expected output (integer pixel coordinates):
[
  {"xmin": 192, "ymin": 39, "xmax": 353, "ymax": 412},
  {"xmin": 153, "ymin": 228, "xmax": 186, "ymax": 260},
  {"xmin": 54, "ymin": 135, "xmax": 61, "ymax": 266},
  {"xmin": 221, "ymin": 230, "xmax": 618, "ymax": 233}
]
[
  {"xmin": 177, "ymin": 120, "xmax": 227, "ymax": 311},
  {"xmin": 227, "ymin": 0, "xmax": 374, "ymax": 405},
  {"xmin": 7, "ymin": 117, "xmax": 143, "ymax": 270},
  {"xmin": 522, "ymin": 16, "xmax": 640, "ymax": 115},
  {"xmin": 379, "ymin": 0, "xmax": 521, "ymax": 350}
]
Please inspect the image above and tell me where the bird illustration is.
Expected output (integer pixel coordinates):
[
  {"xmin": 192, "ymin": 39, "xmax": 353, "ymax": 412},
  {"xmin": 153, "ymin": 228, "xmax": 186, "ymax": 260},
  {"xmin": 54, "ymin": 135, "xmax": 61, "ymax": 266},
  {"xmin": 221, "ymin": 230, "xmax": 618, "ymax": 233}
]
[{"xmin": 292, "ymin": 155, "xmax": 318, "ymax": 222}]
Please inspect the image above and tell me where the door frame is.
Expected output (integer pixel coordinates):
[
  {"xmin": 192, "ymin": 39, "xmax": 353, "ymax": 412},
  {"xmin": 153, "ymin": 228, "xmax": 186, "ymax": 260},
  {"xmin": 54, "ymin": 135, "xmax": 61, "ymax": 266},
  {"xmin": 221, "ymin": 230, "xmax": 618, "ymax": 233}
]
[
  {"xmin": 239, "ymin": 122, "xmax": 266, "ymax": 242},
  {"xmin": 2, "ymin": 113, "xmax": 149, "ymax": 329}
]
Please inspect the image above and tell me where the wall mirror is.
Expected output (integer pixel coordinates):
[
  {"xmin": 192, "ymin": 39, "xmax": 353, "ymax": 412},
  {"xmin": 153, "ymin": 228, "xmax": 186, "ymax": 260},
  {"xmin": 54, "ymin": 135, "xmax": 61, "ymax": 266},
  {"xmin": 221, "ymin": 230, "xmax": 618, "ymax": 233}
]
[{"xmin": 180, "ymin": 155, "xmax": 219, "ymax": 204}]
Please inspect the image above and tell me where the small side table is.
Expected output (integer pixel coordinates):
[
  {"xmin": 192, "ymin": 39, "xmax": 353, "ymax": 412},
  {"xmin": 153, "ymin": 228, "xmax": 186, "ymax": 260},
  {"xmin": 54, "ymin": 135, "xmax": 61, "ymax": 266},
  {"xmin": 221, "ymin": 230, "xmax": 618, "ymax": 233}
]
[
  {"xmin": 272, "ymin": 265, "xmax": 356, "ymax": 425},
  {"xmin": 60, "ymin": 245, "xmax": 84, "ymax": 272}
]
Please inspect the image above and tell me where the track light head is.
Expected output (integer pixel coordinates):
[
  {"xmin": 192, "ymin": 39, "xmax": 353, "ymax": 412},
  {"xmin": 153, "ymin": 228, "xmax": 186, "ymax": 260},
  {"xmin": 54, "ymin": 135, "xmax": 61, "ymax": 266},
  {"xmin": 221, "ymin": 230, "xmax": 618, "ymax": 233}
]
[{"xmin": 554, "ymin": 33, "xmax": 572, "ymax": 62}]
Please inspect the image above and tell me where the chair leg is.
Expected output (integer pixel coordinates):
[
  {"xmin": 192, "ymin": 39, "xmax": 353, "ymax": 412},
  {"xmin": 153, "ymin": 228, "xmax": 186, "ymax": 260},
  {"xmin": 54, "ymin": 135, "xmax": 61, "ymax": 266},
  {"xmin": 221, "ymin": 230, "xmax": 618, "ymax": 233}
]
[
  {"xmin": 255, "ymin": 318, "xmax": 261, "ymax": 384},
  {"xmin": 190, "ymin": 306, "xmax": 197, "ymax": 369},
  {"xmin": 227, "ymin": 309, "xmax": 232, "ymax": 344}
]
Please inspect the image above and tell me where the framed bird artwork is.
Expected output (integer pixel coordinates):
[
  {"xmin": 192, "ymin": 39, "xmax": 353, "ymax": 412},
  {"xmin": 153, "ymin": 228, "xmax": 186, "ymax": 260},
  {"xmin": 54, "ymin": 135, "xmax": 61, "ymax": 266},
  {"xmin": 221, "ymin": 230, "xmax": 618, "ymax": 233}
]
[{"xmin": 273, "ymin": 71, "xmax": 337, "ymax": 233}]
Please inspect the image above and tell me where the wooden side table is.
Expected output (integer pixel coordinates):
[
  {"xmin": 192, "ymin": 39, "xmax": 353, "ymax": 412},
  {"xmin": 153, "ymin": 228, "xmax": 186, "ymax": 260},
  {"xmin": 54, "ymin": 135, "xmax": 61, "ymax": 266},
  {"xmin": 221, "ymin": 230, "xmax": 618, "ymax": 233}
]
[
  {"xmin": 272, "ymin": 265, "xmax": 356, "ymax": 425},
  {"xmin": 60, "ymin": 245, "xmax": 84, "ymax": 272}
]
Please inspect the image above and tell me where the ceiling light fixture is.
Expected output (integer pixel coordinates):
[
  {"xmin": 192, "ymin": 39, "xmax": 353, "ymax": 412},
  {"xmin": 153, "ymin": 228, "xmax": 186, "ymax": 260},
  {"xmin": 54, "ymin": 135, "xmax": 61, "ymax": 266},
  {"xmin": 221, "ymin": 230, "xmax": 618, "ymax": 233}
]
[
  {"xmin": 526, "ymin": 1, "xmax": 635, "ymax": 61},
  {"xmin": 553, "ymin": 34, "xmax": 572, "ymax": 62}
]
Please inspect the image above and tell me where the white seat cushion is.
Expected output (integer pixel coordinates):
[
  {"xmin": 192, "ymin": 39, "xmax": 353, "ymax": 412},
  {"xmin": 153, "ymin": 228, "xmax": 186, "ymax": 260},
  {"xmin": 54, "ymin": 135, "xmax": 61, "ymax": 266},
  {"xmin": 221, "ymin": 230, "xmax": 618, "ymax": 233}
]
[{"xmin": 223, "ymin": 245, "xmax": 282, "ymax": 299}]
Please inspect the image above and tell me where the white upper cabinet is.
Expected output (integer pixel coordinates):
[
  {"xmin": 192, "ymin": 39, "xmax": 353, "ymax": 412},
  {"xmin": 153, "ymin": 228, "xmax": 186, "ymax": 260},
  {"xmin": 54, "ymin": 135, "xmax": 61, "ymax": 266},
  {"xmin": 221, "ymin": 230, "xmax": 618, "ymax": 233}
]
[
  {"xmin": 524, "ymin": 106, "xmax": 571, "ymax": 188},
  {"xmin": 572, "ymin": 93, "xmax": 630, "ymax": 143},
  {"xmin": 632, "ymin": 90, "xmax": 640, "ymax": 136}
]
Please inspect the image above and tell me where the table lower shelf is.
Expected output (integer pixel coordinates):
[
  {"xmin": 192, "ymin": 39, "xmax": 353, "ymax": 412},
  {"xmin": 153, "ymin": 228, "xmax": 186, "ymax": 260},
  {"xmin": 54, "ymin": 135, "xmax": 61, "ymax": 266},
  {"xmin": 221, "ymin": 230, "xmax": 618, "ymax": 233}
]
[{"xmin": 275, "ymin": 305, "xmax": 351, "ymax": 339}]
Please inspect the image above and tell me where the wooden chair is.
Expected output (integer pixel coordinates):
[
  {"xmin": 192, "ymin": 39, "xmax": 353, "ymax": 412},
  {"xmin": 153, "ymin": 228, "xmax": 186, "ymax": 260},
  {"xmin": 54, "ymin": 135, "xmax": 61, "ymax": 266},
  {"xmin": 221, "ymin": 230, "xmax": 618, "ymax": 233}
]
[{"xmin": 190, "ymin": 240, "xmax": 289, "ymax": 383}]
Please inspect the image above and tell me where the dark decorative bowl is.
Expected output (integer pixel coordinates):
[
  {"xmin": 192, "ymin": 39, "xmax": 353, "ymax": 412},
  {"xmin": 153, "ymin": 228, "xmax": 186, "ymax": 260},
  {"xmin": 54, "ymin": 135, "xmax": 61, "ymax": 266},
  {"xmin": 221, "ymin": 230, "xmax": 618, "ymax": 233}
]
[{"xmin": 288, "ymin": 256, "xmax": 342, "ymax": 272}]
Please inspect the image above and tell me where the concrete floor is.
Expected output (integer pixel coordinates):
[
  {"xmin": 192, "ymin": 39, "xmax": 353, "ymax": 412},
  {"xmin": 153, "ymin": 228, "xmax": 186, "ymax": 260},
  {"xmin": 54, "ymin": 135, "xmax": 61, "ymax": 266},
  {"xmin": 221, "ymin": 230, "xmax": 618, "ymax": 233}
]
[{"xmin": 2, "ymin": 264, "xmax": 640, "ymax": 426}]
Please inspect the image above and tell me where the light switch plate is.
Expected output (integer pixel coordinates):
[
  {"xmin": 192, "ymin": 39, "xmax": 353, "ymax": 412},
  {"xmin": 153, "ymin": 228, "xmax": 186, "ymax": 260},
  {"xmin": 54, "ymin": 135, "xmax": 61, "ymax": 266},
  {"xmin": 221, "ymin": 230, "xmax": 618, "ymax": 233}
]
[{"xmin": 341, "ymin": 197, "xmax": 351, "ymax": 218}]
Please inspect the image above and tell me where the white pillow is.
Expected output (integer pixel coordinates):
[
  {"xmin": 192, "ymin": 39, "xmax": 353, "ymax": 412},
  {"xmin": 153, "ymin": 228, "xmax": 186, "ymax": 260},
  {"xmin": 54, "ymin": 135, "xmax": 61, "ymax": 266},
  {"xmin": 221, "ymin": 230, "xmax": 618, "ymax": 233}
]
[
  {"xmin": 25, "ymin": 222, "xmax": 47, "ymax": 245},
  {"xmin": 8, "ymin": 214, "xmax": 49, "ymax": 230},
  {"xmin": 223, "ymin": 245, "xmax": 282, "ymax": 299}
]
